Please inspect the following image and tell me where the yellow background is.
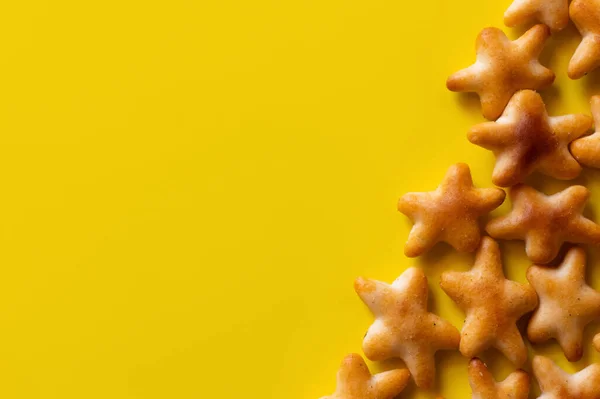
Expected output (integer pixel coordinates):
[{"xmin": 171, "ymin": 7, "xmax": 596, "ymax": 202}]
[{"xmin": 0, "ymin": 0, "xmax": 599, "ymax": 398}]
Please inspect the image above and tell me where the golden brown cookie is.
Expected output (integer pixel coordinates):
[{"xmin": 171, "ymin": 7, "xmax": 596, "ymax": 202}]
[
  {"xmin": 594, "ymin": 333, "xmax": 600, "ymax": 351},
  {"xmin": 447, "ymin": 25, "xmax": 554, "ymax": 120},
  {"xmin": 440, "ymin": 237, "xmax": 537, "ymax": 365},
  {"xmin": 527, "ymin": 247, "xmax": 600, "ymax": 361},
  {"xmin": 505, "ymin": 0, "xmax": 570, "ymax": 31},
  {"xmin": 319, "ymin": 354, "xmax": 410, "ymax": 399},
  {"xmin": 569, "ymin": 0, "xmax": 600, "ymax": 79},
  {"xmin": 355, "ymin": 267, "xmax": 460, "ymax": 389},
  {"xmin": 467, "ymin": 90, "xmax": 592, "ymax": 187},
  {"xmin": 486, "ymin": 184, "xmax": 600, "ymax": 264},
  {"xmin": 468, "ymin": 358, "xmax": 530, "ymax": 399},
  {"xmin": 397, "ymin": 163, "xmax": 505, "ymax": 257},
  {"xmin": 571, "ymin": 95, "xmax": 600, "ymax": 167},
  {"xmin": 533, "ymin": 355, "xmax": 600, "ymax": 398}
]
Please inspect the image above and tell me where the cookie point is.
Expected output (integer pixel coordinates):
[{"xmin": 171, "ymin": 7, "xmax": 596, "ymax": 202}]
[
  {"xmin": 568, "ymin": 62, "xmax": 585, "ymax": 80},
  {"xmin": 533, "ymin": 23, "xmax": 551, "ymax": 37},
  {"xmin": 354, "ymin": 277, "xmax": 371, "ymax": 293}
]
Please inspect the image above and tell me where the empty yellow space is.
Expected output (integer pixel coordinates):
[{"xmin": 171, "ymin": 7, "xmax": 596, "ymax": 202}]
[{"xmin": 0, "ymin": 1, "xmax": 599, "ymax": 398}]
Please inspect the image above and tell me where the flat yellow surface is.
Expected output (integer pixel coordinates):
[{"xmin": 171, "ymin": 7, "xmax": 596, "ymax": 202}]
[{"xmin": 1, "ymin": 0, "xmax": 600, "ymax": 398}]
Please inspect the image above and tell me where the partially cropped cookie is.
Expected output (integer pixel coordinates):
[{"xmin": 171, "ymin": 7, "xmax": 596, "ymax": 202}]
[
  {"xmin": 319, "ymin": 354, "xmax": 410, "ymax": 399},
  {"xmin": 355, "ymin": 267, "xmax": 460, "ymax": 389},
  {"xmin": 486, "ymin": 185, "xmax": 600, "ymax": 264},
  {"xmin": 594, "ymin": 334, "xmax": 600, "ymax": 351},
  {"xmin": 571, "ymin": 95, "xmax": 600, "ymax": 167},
  {"xmin": 505, "ymin": 0, "xmax": 570, "ymax": 31},
  {"xmin": 447, "ymin": 25, "xmax": 554, "ymax": 120},
  {"xmin": 468, "ymin": 90, "xmax": 591, "ymax": 187},
  {"xmin": 527, "ymin": 247, "xmax": 600, "ymax": 361},
  {"xmin": 569, "ymin": 0, "xmax": 600, "ymax": 79},
  {"xmin": 533, "ymin": 355, "xmax": 600, "ymax": 398},
  {"xmin": 398, "ymin": 163, "xmax": 505, "ymax": 257},
  {"xmin": 440, "ymin": 237, "xmax": 537, "ymax": 365},
  {"xmin": 469, "ymin": 358, "xmax": 530, "ymax": 399}
]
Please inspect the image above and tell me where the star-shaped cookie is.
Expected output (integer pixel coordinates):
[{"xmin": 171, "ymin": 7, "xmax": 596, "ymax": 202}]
[
  {"xmin": 440, "ymin": 237, "xmax": 538, "ymax": 365},
  {"xmin": 468, "ymin": 358, "xmax": 530, "ymax": 399},
  {"xmin": 447, "ymin": 25, "xmax": 554, "ymax": 120},
  {"xmin": 571, "ymin": 95, "xmax": 600, "ymax": 168},
  {"xmin": 355, "ymin": 267, "xmax": 460, "ymax": 389},
  {"xmin": 398, "ymin": 163, "xmax": 505, "ymax": 257},
  {"xmin": 486, "ymin": 184, "xmax": 600, "ymax": 264},
  {"xmin": 505, "ymin": 0, "xmax": 570, "ymax": 32},
  {"xmin": 319, "ymin": 354, "xmax": 410, "ymax": 399},
  {"xmin": 527, "ymin": 247, "xmax": 600, "ymax": 361},
  {"xmin": 569, "ymin": 0, "xmax": 600, "ymax": 79},
  {"xmin": 533, "ymin": 355, "xmax": 600, "ymax": 398},
  {"xmin": 467, "ymin": 90, "xmax": 592, "ymax": 187}
]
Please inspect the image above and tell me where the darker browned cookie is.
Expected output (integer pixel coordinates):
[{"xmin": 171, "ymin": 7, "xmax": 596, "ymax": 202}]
[{"xmin": 468, "ymin": 90, "xmax": 591, "ymax": 187}]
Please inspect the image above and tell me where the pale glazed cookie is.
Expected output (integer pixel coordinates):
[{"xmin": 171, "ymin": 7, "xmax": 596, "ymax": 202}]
[
  {"xmin": 355, "ymin": 267, "xmax": 460, "ymax": 389},
  {"xmin": 486, "ymin": 185, "xmax": 600, "ymax": 264},
  {"xmin": 569, "ymin": 0, "xmax": 600, "ymax": 79},
  {"xmin": 440, "ymin": 237, "xmax": 538, "ymax": 365},
  {"xmin": 468, "ymin": 90, "xmax": 592, "ymax": 187},
  {"xmin": 318, "ymin": 354, "xmax": 410, "ymax": 399},
  {"xmin": 594, "ymin": 333, "xmax": 600, "ymax": 351},
  {"xmin": 533, "ymin": 355, "xmax": 600, "ymax": 398},
  {"xmin": 447, "ymin": 25, "xmax": 554, "ymax": 120},
  {"xmin": 571, "ymin": 95, "xmax": 600, "ymax": 167},
  {"xmin": 468, "ymin": 358, "xmax": 530, "ymax": 399},
  {"xmin": 527, "ymin": 247, "xmax": 600, "ymax": 361},
  {"xmin": 398, "ymin": 163, "xmax": 505, "ymax": 257},
  {"xmin": 505, "ymin": 0, "xmax": 570, "ymax": 31}
]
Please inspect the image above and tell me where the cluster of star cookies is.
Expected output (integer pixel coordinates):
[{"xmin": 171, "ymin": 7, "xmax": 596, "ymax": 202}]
[{"xmin": 319, "ymin": 1, "xmax": 600, "ymax": 398}]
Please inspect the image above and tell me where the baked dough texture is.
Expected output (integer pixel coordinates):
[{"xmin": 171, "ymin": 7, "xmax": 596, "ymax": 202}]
[
  {"xmin": 440, "ymin": 237, "xmax": 537, "ymax": 366},
  {"xmin": 504, "ymin": 0, "xmax": 570, "ymax": 32},
  {"xmin": 571, "ymin": 95, "xmax": 600, "ymax": 167},
  {"xmin": 354, "ymin": 267, "xmax": 460, "ymax": 389},
  {"xmin": 468, "ymin": 90, "xmax": 591, "ymax": 187},
  {"xmin": 447, "ymin": 25, "xmax": 554, "ymax": 120},
  {"xmin": 468, "ymin": 358, "xmax": 530, "ymax": 399},
  {"xmin": 533, "ymin": 355, "xmax": 600, "ymax": 398},
  {"xmin": 319, "ymin": 354, "xmax": 410, "ymax": 399},
  {"xmin": 486, "ymin": 184, "xmax": 600, "ymax": 264},
  {"xmin": 398, "ymin": 163, "xmax": 505, "ymax": 257},
  {"xmin": 527, "ymin": 247, "xmax": 600, "ymax": 362},
  {"xmin": 569, "ymin": 0, "xmax": 600, "ymax": 79}
]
